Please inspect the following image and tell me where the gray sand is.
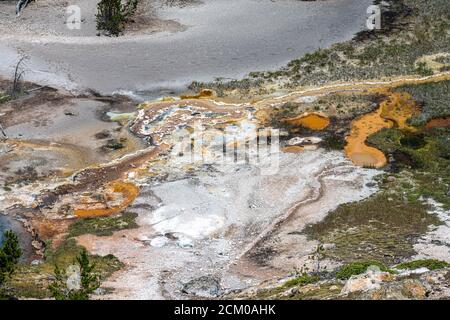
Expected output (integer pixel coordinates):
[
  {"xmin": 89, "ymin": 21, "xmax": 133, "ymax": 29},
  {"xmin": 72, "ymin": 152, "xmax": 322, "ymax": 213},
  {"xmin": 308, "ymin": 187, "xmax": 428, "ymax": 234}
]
[{"xmin": 0, "ymin": 0, "xmax": 373, "ymax": 96}]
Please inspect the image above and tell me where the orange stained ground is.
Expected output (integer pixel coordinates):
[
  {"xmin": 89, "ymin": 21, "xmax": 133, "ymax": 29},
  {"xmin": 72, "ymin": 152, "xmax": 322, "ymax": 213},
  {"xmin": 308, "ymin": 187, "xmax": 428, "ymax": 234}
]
[
  {"xmin": 426, "ymin": 117, "xmax": 450, "ymax": 129},
  {"xmin": 345, "ymin": 90, "xmax": 422, "ymax": 168},
  {"xmin": 282, "ymin": 146, "xmax": 305, "ymax": 153},
  {"xmin": 345, "ymin": 107, "xmax": 393, "ymax": 168},
  {"xmin": 284, "ymin": 113, "xmax": 330, "ymax": 130},
  {"xmin": 74, "ymin": 181, "xmax": 140, "ymax": 218}
]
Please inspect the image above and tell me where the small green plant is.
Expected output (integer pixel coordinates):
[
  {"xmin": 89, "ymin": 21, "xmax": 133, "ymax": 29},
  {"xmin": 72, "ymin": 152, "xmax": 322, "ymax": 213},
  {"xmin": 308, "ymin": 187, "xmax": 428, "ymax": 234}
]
[
  {"xmin": 335, "ymin": 261, "xmax": 389, "ymax": 280},
  {"xmin": 104, "ymin": 140, "xmax": 125, "ymax": 150},
  {"xmin": 283, "ymin": 274, "xmax": 320, "ymax": 288},
  {"xmin": 49, "ymin": 249, "xmax": 100, "ymax": 300},
  {"xmin": 415, "ymin": 62, "xmax": 434, "ymax": 76},
  {"xmin": 395, "ymin": 259, "xmax": 450, "ymax": 271},
  {"xmin": 96, "ymin": 0, "xmax": 139, "ymax": 36},
  {"xmin": 0, "ymin": 230, "xmax": 22, "ymax": 292},
  {"xmin": 0, "ymin": 92, "xmax": 10, "ymax": 104},
  {"xmin": 323, "ymin": 135, "xmax": 346, "ymax": 150},
  {"xmin": 67, "ymin": 212, "xmax": 138, "ymax": 237}
]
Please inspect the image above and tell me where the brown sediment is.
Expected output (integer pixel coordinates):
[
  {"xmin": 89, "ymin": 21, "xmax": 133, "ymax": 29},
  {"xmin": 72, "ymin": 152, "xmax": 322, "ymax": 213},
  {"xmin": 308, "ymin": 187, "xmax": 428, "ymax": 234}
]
[
  {"xmin": 30, "ymin": 217, "xmax": 72, "ymax": 248},
  {"xmin": 282, "ymin": 113, "xmax": 330, "ymax": 130},
  {"xmin": 33, "ymin": 146, "xmax": 163, "ymax": 212},
  {"xmin": 345, "ymin": 107, "xmax": 393, "ymax": 168},
  {"xmin": 426, "ymin": 117, "xmax": 450, "ymax": 128},
  {"xmin": 6, "ymin": 139, "xmax": 96, "ymax": 173},
  {"xmin": 73, "ymin": 146, "xmax": 164, "ymax": 189},
  {"xmin": 74, "ymin": 181, "xmax": 140, "ymax": 218},
  {"xmin": 282, "ymin": 146, "xmax": 304, "ymax": 153}
]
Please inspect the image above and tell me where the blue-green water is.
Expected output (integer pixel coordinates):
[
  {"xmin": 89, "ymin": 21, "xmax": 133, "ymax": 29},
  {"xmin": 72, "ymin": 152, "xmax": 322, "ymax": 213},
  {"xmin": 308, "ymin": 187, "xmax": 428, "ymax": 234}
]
[
  {"xmin": 0, "ymin": 214, "xmax": 34, "ymax": 261},
  {"xmin": 0, "ymin": 215, "xmax": 10, "ymax": 245}
]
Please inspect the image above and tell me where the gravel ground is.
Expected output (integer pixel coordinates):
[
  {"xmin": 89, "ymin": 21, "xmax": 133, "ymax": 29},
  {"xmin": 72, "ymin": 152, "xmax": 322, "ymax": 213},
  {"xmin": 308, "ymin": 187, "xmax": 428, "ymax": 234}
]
[{"xmin": 76, "ymin": 149, "xmax": 379, "ymax": 299}]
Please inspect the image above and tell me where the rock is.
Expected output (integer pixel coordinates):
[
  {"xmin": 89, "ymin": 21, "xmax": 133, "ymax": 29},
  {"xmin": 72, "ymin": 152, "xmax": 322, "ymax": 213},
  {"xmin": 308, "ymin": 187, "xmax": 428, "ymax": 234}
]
[
  {"xmin": 137, "ymin": 235, "xmax": 151, "ymax": 242},
  {"xmin": 182, "ymin": 276, "xmax": 221, "ymax": 297},
  {"xmin": 420, "ymin": 269, "xmax": 450, "ymax": 299},
  {"xmin": 299, "ymin": 283, "xmax": 320, "ymax": 294},
  {"xmin": 322, "ymin": 243, "xmax": 336, "ymax": 250},
  {"xmin": 31, "ymin": 259, "xmax": 43, "ymax": 266},
  {"xmin": 177, "ymin": 235, "xmax": 194, "ymax": 248},
  {"xmin": 402, "ymin": 279, "xmax": 427, "ymax": 299},
  {"xmin": 288, "ymin": 137, "xmax": 303, "ymax": 146},
  {"xmin": 282, "ymin": 287, "xmax": 299, "ymax": 297},
  {"xmin": 397, "ymin": 267, "xmax": 429, "ymax": 276},
  {"xmin": 32, "ymin": 240, "xmax": 44, "ymax": 251},
  {"xmin": 387, "ymin": 176, "xmax": 396, "ymax": 182},
  {"xmin": 150, "ymin": 236, "xmax": 169, "ymax": 248},
  {"xmin": 66, "ymin": 265, "xmax": 81, "ymax": 291},
  {"xmin": 340, "ymin": 266, "xmax": 393, "ymax": 295},
  {"xmin": 296, "ymin": 96, "xmax": 318, "ymax": 103},
  {"xmin": 287, "ymin": 136, "xmax": 322, "ymax": 146},
  {"xmin": 35, "ymin": 191, "xmax": 58, "ymax": 208},
  {"xmin": 94, "ymin": 288, "xmax": 106, "ymax": 296},
  {"xmin": 329, "ymin": 285, "xmax": 340, "ymax": 291},
  {"xmin": 0, "ymin": 143, "xmax": 13, "ymax": 154}
]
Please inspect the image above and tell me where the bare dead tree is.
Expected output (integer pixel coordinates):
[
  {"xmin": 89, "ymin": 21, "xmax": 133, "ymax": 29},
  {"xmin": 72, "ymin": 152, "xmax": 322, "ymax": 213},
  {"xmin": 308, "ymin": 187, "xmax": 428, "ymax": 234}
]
[{"xmin": 10, "ymin": 57, "xmax": 26, "ymax": 99}]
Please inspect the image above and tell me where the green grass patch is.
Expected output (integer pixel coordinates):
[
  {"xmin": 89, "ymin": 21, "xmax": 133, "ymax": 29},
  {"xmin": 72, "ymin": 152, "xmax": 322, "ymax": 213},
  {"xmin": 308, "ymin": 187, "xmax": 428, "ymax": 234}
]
[
  {"xmin": 368, "ymin": 126, "xmax": 450, "ymax": 208},
  {"xmin": 253, "ymin": 274, "xmax": 323, "ymax": 300},
  {"xmin": 43, "ymin": 239, "xmax": 123, "ymax": 277},
  {"xmin": 0, "ymin": 92, "xmax": 10, "ymax": 104},
  {"xmin": 322, "ymin": 135, "xmax": 346, "ymax": 150},
  {"xmin": 6, "ymin": 239, "xmax": 123, "ymax": 299},
  {"xmin": 395, "ymin": 259, "xmax": 450, "ymax": 270},
  {"xmin": 305, "ymin": 80, "xmax": 449, "ymax": 267},
  {"xmin": 394, "ymin": 80, "xmax": 450, "ymax": 126},
  {"xmin": 67, "ymin": 211, "xmax": 138, "ymax": 237},
  {"xmin": 283, "ymin": 274, "xmax": 320, "ymax": 288},
  {"xmin": 335, "ymin": 261, "xmax": 391, "ymax": 280},
  {"xmin": 304, "ymin": 191, "xmax": 441, "ymax": 265}
]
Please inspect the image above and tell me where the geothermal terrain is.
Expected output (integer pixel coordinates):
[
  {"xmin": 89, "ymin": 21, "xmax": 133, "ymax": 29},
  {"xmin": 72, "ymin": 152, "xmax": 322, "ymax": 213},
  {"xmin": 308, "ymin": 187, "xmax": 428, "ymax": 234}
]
[{"xmin": 0, "ymin": 0, "xmax": 449, "ymax": 300}]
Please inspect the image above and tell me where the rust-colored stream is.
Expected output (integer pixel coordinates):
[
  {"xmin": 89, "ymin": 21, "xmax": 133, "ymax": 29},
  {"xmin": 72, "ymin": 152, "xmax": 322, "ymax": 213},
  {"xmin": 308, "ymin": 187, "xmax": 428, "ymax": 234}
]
[
  {"xmin": 74, "ymin": 181, "xmax": 140, "ymax": 218},
  {"xmin": 344, "ymin": 107, "xmax": 393, "ymax": 168},
  {"xmin": 344, "ymin": 90, "xmax": 420, "ymax": 168}
]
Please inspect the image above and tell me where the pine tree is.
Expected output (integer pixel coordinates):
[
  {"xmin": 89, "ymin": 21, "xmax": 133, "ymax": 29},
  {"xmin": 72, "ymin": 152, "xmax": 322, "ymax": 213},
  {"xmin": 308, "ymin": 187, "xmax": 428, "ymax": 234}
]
[
  {"xmin": 96, "ymin": 0, "xmax": 140, "ymax": 36},
  {"xmin": 0, "ymin": 230, "xmax": 22, "ymax": 286},
  {"xmin": 49, "ymin": 249, "xmax": 100, "ymax": 300}
]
